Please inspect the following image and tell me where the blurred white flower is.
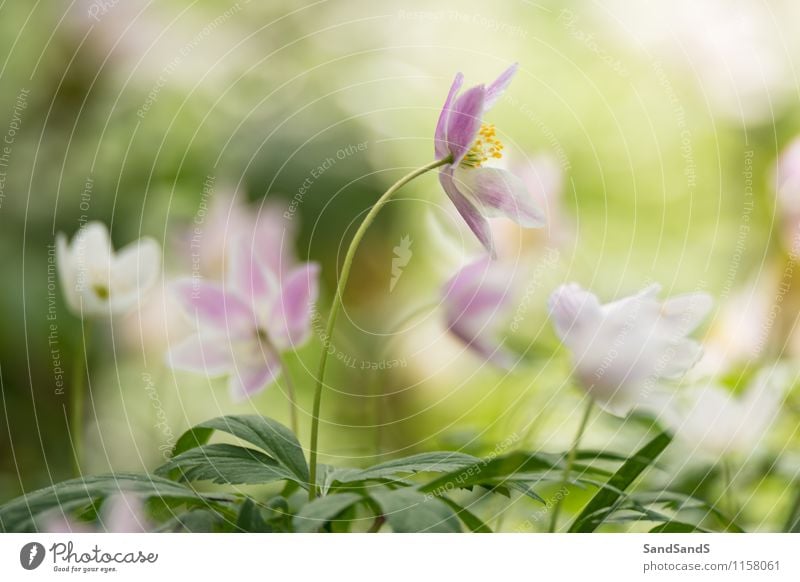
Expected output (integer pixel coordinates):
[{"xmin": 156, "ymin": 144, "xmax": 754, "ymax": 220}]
[
  {"xmin": 660, "ymin": 368, "xmax": 786, "ymax": 458},
  {"xmin": 693, "ymin": 272, "xmax": 776, "ymax": 378},
  {"xmin": 56, "ymin": 221, "xmax": 160, "ymax": 317},
  {"xmin": 548, "ymin": 283, "xmax": 712, "ymax": 415},
  {"xmin": 42, "ymin": 493, "xmax": 150, "ymax": 533}
]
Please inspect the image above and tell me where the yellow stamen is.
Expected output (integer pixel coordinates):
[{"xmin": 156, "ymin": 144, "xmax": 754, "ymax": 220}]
[{"xmin": 461, "ymin": 123, "xmax": 504, "ymax": 168}]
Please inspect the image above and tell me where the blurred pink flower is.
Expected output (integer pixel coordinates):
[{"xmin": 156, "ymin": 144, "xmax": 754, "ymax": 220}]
[
  {"xmin": 774, "ymin": 138, "xmax": 800, "ymax": 256},
  {"xmin": 441, "ymin": 256, "xmax": 518, "ymax": 368},
  {"xmin": 435, "ymin": 64, "xmax": 545, "ymax": 255},
  {"xmin": 166, "ymin": 238, "xmax": 319, "ymax": 401},
  {"xmin": 180, "ymin": 187, "xmax": 298, "ymax": 279},
  {"xmin": 549, "ymin": 283, "xmax": 712, "ymax": 416}
]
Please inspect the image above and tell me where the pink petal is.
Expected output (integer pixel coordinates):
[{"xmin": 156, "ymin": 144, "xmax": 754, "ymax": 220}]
[
  {"xmin": 434, "ymin": 72, "xmax": 464, "ymax": 160},
  {"xmin": 442, "ymin": 258, "xmax": 516, "ymax": 368},
  {"xmin": 172, "ymin": 279, "xmax": 252, "ymax": 337},
  {"xmin": 453, "ymin": 166, "xmax": 546, "ymax": 228},
  {"xmin": 166, "ymin": 333, "xmax": 232, "ymax": 375},
  {"xmin": 445, "ymin": 85, "xmax": 486, "ymax": 165},
  {"xmin": 253, "ymin": 200, "xmax": 298, "ymax": 275},
  {"xmin": 227, "ymin": 237, "xmax": 277, "ymax": 310},
  {"xmin": 439, "ymin": 169, "xmax": 495, "ymax": 256},
  {"xmin": 484, "ymin": 63, "xmax": 518, "ymax": 110},
  {"xmin": 228, "ymin": 355, "xmax": 281, "ymax": 401},
  {"xmin": 269, "ymin": 262, "xmax": 320, "ymax": 349}
]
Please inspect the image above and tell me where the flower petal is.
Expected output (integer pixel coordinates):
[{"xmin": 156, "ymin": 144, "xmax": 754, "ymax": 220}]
[
  {"xmin": 268, "ymin": 262, "xmax": 320, "ymax": 349},
  {"xmin": 228, "ymin": 355, "xmax": 281, "ymax": 402},
  {"xmin": 660, "ymin": 292, "xmax": 714, "ymax": 334},
  {"xmin": 445, "ymin": 85, "xmax": 485, "ymax": 165},
  {"xmin": 452, "ymin": 166, "xmax": 545, "ymax": 228},
  {"xmin": 227, "ymin": 236, "xmax": 278, "ymax": 312},
  {"xmin": 547, "ymin": 283, "xmax": 602, "ymax": 340},
  {"xmin": 102, "ymin": 494, "xmax": 150, "ymax": 533},
  {"xmin": 166, "ymin": 333, "xmax": 232, "ymax": 375},
  {"xmin": 434, "ymin": 72, "xmax": 464, "ymax": 160},
  {"xmin": 109, "ymin": 237, "xmax": 161, "ymax": 314},
  {"xmin": 172, "ymin": 279, "xmax": 252, "ymax": 337},
  {"xmin": 439, "ymin": 169, "xmax": 495, "ymax": 256},
  {"xmin": 55, "ymin": 232, "xmax": 80, "ymax": 313},
  {"xmin": 484, "ymin": 63, "xmax": 518, "ymax": 110}
]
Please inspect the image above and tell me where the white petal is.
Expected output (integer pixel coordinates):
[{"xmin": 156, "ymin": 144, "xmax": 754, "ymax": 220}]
[{"xmin": 109, "ymin": 237, "xmax": 161, "ymax": 314}]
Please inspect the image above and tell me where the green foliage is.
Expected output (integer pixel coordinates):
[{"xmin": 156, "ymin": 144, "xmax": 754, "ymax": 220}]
[{"xmin": 0, "ymin": 416, "xmax": 740, "ymax": 533}]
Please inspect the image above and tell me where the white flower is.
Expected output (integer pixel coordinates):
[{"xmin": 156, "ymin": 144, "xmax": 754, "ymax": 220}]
[
  {"xmin": 56, "ymin": 221, "xmax": 161, "ymax": 317},
  {"xmin": 548, "ymin": 283, "xmax": 713, "ymax": 416},
  {"xmin": 659, "ymin": 368, "xmax": 786, "ymax": 458}
]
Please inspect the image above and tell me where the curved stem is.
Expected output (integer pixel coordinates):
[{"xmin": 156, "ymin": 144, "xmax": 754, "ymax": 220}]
[
  {"xmin": 308, "ymin": 157, "xmax": 451, "ymax": 500},
  {"xmin": 548, "ymin": 396, "xmax": 593, "ymax": 532},
  {"xmin": 71, "ymin": 320, "xmax": 92, "ymax": 476}
]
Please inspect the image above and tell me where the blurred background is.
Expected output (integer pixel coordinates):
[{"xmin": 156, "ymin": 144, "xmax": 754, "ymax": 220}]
[{"xmin": 1, "ymin": 0, "xmax": 800, "ymax": 531}]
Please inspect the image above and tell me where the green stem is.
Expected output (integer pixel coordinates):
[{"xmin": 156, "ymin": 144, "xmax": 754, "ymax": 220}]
[
  {"xmin": 260, "ymin": 333, "xmax": 300, "ymax": 436},
  {"xmin": 784, "ymin": 481, "xmax": 800, "ymax": 532},
  {"xmin": 71, "ymin": 320, "xmax": 92, "ymax": 476},
  {"xmin": 307, "ymin": 156, "xmax": 451, "ymax": 500},
  {"xmin": 278, "ymin": 352, "xmax": 300, "ymax": 437},
  {"xmin": 721, "ymin": 460, "xmax": 738, "ymax": 530},
  {"xmin": 548, "ymin": 397, "xmax": 594, "ymax": 532}
]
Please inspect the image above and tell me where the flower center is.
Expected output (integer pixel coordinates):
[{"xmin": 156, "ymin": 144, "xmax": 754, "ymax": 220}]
[
  {"xmin": 92, "ymin": 283, "xmax": 110, "ymax": 300},
  {"xmin": 460, "ymin": 123, "xmax": 504, "ymax": 168}
]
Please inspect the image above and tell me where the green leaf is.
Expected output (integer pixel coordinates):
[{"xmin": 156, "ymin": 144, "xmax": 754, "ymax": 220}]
[
  {"xmin": 172, "ymin": 415, "xmax": 309, "ymax": 486},
  {"xmin": 371, "ymin": 488, "xmax": 461, "ymax": 533},
  {"xmin": 650, "ymin": 521, "xmax": 705, "ymax": 533},
  {"xmin": 236, "ymin": 498, "xmax": 272, "ymax": 532},
  {"xmin": 293, "ymin": 493, "xmax": 364, "ymax": 533},
  {"xmin": 155, "ymin": 443, "xmax": 297, "ymax": 485},
  {"xmin": 332, "ymin": 452, "xmax": 482, "ymax": 484},
  {"xmin": 419, "ymin": 452, "xmax": 569, "ymax": 496},
  {"xmin": 0, "ymin": 473, "xmax": 226, "ymax": 533},
  {"xmin": 439, "ymin": 497, "xmax": 492, "ymax": 533},
  {"xmin": 569, "ymin": 431, "xmax": 673, "ymax": 533}
]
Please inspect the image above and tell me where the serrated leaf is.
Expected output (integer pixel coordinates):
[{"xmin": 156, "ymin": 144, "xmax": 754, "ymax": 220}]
[
  {"xmin": 0, "ymin": 473, "xmax": 226, "ymax": 533},
  {"xmin": 371, "ymin": 488, "xmax": 461, "ymax": 533},
  {"xmin": 172, "ymin": 415, "xmax": 309, "ymax": 486},
  {"xmin": 155, "ymin": 443, "xmax": 296, "ymax": 485},
  {"xmin": 569, "ymin": 431, "xmax": 672, "ymax": 533},
  {"xmin": 439, "ymin": 497, "xmax": 492, "ymax": 533},
  {"xmin": 419, "ymin": 452, "xmax": 568, "ymax": 496},
  {"xmin": 345, "ymin": 452, "xmax": 482, "ymax": 482},
  {"xmin": 293, "ymin": 493, "xmax": 364, "ymax": 533}
]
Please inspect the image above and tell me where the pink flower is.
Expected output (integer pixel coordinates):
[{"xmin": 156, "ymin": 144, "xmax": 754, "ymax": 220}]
[
  {"xmin": 166, "ymin": 238, "xmax": 319, "ymax": 401},
  {"xmin": 441, "ymin": 257, "xmax": 518, "ymax": 368},
  {"xmin": 774, "ymin": 138, "xmax": 800, "ymax": 256},
  {"xmin": 434, "ymin": 64, "xmax": 545, "ymax": 256}
]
